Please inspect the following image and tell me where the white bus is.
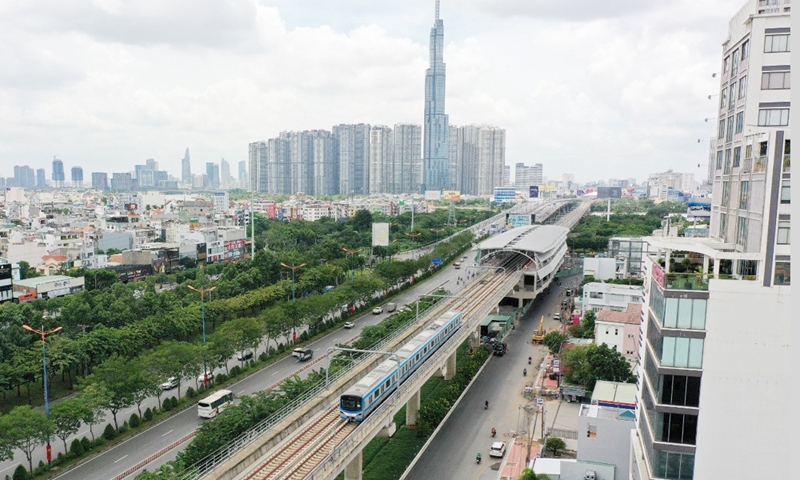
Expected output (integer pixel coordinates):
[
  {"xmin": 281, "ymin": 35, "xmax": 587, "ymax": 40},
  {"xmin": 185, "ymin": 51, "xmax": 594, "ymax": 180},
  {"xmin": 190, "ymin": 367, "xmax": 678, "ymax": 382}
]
[{"xmin": 197, "ymin": 389, "xmax": 234, "ymax": 418}]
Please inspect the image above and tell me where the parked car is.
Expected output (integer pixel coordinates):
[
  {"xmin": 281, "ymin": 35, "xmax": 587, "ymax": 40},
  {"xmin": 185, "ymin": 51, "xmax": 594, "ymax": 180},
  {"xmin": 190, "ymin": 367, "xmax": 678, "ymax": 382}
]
[
  {"xmin": 343, "ymin": 321, "xmax": 355, "ymax": 329},
  {"xmin": 372, "ymin": 306, "xmax": 384, "ymax": 314},
  {"xmin": 236, "ymin": 350, "xmax": 254, "ymax": 361},
  {"xmin": 160, "ymin": 377, "xmax": 178, "ymax": 391},
  {"xmin": 489, "ymin": 441, "xmax": 507, "ymax": 457}
]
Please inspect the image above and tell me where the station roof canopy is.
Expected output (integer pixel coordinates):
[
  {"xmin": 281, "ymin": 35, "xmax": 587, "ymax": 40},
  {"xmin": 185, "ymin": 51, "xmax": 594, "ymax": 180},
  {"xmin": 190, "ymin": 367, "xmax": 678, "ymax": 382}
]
[{"xmin": 478, "ymin": 225, "xmax": 569, "ymax": 255}]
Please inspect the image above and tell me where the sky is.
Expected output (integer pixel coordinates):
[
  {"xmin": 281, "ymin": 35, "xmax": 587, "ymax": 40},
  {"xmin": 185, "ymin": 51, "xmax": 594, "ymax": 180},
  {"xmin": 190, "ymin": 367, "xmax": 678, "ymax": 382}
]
[{"xmin": 0, "ymin": 0, "xmax": 748, "ymax": 185}]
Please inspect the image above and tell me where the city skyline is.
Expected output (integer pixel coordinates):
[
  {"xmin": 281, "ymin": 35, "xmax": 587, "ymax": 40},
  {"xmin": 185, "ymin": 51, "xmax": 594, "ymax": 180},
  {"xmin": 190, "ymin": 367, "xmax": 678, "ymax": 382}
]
[{"xmin": 1, "ymin": 1, "xmax": 744, "ymax": 182}]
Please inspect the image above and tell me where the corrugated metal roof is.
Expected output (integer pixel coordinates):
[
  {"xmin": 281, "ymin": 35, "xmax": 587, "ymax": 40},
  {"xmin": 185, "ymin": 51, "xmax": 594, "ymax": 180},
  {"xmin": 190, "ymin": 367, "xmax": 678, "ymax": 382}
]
[{"xmin": 478, "ymin": 225, "xmax": 569, "ymax": 254}]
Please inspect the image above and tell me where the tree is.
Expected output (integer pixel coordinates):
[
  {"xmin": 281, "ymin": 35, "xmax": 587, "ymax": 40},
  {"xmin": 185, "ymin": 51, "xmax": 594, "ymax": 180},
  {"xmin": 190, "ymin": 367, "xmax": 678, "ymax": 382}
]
[
  {"xmin": 77, "ymin": 383, "xmax": 109, "ymax": 441},
  {"xmin": 2, "ymin": 405, "xmax": 54, "ymax": 473},
  {"xmin": 545, "ymin": 437, "xmax": 567, "ymax": 456},
  {"xmin": 562, "ymin": 343, "xmax": 635, "ymax": 390},
  {"xmin": 49, "ymin": 396, "xmax": 89, "ymax": 455},
  {"xmin": 84, "ymin": 355, "xmax": 136, "ymax": 429},
  {"xmin": 542, "ymin": 331, "xmax": 567, "ymax": 354},
  {"xmin": 581, "ymin": 311, "xmax": 596, "ymax": 338},
  {"xmin": 352, "ymin": 209, "xmax": 373, "ymax": 233}
]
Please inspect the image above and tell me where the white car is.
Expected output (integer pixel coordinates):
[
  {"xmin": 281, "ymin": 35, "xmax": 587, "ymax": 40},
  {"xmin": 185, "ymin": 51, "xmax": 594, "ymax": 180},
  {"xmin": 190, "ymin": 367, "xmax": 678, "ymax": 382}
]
[
  {"xmin": 160, "ymin": 377, "xmax": 178, "ymax": 390},
  {"xmin": 489, "ymin": 441, "xmax": 507, "ymax": 458},
  {"xmin": 197, "ymin": 370, "xmax": 214, "ymax": 384},
  {"xmin": 343, "ymin": 321, "xmax": 355, "ymax": 329},
  {"xmin": 372, "ymin": 306, "xmax": 383, "ymax": 314}
]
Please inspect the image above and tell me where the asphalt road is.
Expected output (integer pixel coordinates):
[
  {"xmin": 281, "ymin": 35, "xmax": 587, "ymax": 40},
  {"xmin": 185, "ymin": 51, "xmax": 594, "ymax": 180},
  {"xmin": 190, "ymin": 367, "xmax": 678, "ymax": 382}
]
[
  {"xmin": 31, "ymin": 254, "xmax": 471, "ymax": 480},
  {"xmin": 405, "ymin": 276, "xmax": 578, "ymax": 480}
]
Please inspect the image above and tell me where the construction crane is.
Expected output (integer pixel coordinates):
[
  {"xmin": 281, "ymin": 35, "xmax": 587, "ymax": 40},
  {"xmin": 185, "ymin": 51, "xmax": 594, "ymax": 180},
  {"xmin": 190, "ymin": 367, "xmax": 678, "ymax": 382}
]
[{"xmin": 532, "ymin": 316, "xmax": 546, "ymax": 344}]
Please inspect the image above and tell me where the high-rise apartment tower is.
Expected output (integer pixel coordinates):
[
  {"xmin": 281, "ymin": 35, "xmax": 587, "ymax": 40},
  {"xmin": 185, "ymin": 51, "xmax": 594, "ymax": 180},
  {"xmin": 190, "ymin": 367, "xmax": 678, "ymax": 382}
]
[{"xmin": 422, "ymin": 0, "xmax": 449, "ymax": 192}]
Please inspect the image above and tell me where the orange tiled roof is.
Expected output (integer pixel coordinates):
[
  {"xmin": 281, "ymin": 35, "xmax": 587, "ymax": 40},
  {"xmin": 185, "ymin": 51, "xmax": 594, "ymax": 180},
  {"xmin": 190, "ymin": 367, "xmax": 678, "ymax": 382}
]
[{"xmin": 596, "ymin": 303, "xmax": 642, "ymax": 325}]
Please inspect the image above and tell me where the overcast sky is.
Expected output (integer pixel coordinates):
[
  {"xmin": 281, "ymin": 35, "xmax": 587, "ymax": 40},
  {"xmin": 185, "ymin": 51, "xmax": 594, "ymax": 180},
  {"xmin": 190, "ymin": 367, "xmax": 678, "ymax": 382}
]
[{"xmin": 1, "ymin": 0, "xmax": 746, "ymax": 185}]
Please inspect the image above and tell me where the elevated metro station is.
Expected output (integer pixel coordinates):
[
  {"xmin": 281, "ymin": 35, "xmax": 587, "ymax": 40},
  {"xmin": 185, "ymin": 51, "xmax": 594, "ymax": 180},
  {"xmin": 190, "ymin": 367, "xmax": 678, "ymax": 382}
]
[{"xmin": 476, "ymin": 224, "xmax": 570, "ymax": 310}]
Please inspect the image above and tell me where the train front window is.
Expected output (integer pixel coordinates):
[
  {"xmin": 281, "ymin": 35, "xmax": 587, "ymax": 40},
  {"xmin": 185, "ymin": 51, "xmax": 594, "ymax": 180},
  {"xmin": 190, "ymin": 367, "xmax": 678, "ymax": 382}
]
[{"xmin": 341, "ymin": 396, "xmax": 362, "ymax": 411}]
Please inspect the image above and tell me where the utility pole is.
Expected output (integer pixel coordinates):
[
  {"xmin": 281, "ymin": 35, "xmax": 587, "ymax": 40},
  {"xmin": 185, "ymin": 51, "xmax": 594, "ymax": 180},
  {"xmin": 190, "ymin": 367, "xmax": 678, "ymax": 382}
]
[
  {"xmin": 250, "ymin": 191, "xmax": 255, "ymax": 258},
  {"xmin": 187, "ymin": 283, "xmax": 217, "ymax": 386},
  {"xmin": 280, "ymin": 262, "xmax": 306, "ymax": 343},
  {"xmin": 22, "ymin": 324, "xmax": 63, "ymax": 466}
]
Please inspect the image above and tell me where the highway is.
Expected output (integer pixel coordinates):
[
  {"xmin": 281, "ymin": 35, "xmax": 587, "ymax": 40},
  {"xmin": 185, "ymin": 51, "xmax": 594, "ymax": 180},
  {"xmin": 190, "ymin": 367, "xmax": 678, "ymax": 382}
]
[
  {"xmin": 404, "ymin": 275, "xmax": 579, "ymax": 480},
  {"xmin": 38, "ymin": 251, "xmax": 474, "ymax": 480}
]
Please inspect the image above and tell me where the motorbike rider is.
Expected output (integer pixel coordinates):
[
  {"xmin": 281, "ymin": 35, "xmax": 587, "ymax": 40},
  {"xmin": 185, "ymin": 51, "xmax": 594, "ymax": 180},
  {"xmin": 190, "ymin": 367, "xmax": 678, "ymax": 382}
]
[
  {"xmin": 523, "ymin": 368, "xmax": 527, "ymax": 376},
  {"xmin": 485, "ymin": 400, "xmax": 489, "ymax": 409},
  {"xmin": 491, "ymin": 427, "xmax": 496, "ymax": 437}
]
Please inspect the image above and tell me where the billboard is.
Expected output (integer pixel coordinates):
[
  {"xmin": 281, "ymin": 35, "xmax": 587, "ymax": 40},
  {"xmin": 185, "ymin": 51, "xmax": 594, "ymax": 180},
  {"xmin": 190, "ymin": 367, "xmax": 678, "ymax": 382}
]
[
  {"xmin": 372, "ymin": 222, "xmax": 390, "ymax": 247},
  {"xmin": 687, "ymin": 200, "xmax": 711, "ymax": 218},
  {"xmin": 507, "ymin": 214, "xmax": 532, "ymax": 228},
  {"xmin": 442, "ymin": 190, "xmax": 462, "ymax": 201},
  {"xmin": 528, "ymin": 185, "xmax": 539, "ymax": 198},
  {"xmin": 597, "ymin": 187, "xmax": 622, "ymax": 199},
  {"xmin": 424, "ymin": 190, "xmax": 442, "ymax": 201}
]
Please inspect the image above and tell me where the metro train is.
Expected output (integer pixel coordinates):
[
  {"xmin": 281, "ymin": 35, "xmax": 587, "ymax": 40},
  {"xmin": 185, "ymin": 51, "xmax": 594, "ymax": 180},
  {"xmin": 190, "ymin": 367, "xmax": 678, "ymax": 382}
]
[{"xmin": 339, "ymin": 310, "xmax": 463, "ymax": 422}]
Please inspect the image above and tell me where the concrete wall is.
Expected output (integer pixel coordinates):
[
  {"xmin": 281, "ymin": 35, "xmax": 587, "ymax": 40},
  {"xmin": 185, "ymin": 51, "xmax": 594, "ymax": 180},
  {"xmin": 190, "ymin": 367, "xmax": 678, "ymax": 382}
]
[
  {"xmin": 583, "ymin": 257, "xmax": 617, "ymax": 280},
  {"xmin": 582, "ymin": 283, "xmax": 643, "ymax": 313}
]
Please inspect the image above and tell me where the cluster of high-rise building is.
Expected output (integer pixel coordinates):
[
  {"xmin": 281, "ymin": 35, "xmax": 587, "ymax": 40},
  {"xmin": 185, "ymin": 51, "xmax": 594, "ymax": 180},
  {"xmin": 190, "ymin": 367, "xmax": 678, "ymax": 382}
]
[{"xmin": 247, "ymin": 123, "xmax": 505, "ymax": 197}]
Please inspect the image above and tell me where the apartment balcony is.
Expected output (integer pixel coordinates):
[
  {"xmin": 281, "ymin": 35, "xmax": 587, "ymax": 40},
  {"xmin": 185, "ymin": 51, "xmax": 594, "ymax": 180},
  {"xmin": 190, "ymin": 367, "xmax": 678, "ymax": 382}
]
[{"xmin": 665, "ymin": 273, "xmax": 708, "ymax": 291}]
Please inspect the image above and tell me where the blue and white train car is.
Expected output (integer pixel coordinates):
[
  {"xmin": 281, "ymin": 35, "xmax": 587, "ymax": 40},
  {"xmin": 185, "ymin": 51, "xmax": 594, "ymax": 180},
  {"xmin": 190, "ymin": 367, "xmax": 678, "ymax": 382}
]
[{"xmin": 340, "ymin": 310, "xmax": 463, "ymax": 422}]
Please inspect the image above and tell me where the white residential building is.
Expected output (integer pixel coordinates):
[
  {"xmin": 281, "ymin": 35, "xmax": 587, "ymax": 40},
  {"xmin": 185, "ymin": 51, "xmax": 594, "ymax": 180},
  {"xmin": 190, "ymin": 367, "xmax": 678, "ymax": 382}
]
[
  {"xmin": 582, "ymin": 282, "xmax": 643, "ymax": 313},
  {"xmin": 630, "ymin": 5, "xmax": 790, "ymax": 478}
]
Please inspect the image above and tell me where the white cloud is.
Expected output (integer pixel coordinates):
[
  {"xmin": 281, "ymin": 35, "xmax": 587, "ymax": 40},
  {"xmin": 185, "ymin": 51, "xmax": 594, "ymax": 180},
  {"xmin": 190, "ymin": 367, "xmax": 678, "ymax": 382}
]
[{"xmin": 0, "ymin": 0, "xmax": 744, "ymax": 183}]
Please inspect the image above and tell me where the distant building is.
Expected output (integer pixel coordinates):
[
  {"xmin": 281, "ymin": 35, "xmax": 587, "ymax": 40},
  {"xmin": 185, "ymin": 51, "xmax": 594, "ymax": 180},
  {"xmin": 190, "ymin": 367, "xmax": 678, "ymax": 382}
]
[
  {"xmin": 595, "ymin": 303, "xmax": 642, "ymax": 365},
  {"xmin": 181, "ymin": 148, "xmax": 192, "ymax": 185},
  {"xmin": 51, "ymin": 158, "xmax": 65, "ymax": 189},
  {"xmin": 369, "ymin": 125, "xmax": 393, "ymax": 194},
  {"xmin": 111, "ymin": 172, "xmax": 135, "ymax": 191},
  {"xmin": 334, "ymin": 123, "xmax": 371, "ymax": 196},
  {"xmin": 36, "ymin": 168, "xmax": 46, "ymax": 189},
  {"xmin": 92, "ymin": 172, "xmax": 108, "ymax": 190},
  {"xmin": 393, "ymin": 124, "xmax": 422, "ymax": 194},
  {"xmin": 581, "ymin": 282, "xmax": 643, "ymax": 314},
  {"xmin": 422, "ymin": 2, "xmax": 449, "ymax": 192},
  {"xmin": 71, "ymin": 166, "xmax": 83, "ymax": 189},
  {"xmin": 238, "ymin": 160, "xmax": 248, "ymax": 189}
]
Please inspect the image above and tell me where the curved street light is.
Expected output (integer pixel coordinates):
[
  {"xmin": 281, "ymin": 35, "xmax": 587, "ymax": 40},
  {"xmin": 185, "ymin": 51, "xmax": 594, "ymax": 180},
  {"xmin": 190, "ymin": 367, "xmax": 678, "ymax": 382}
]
[
  {"xmin": 187, "ymin": 284, "xmax": 217, "ymax": 386},
  {"xmin": 342, "ymin": 248, "xmax": 361, "ymax": 286},
  {"xmin": 280, "ymin": 262, "xmax": 307, "ymax": 343},
  {"xmin": 22, "ymin": 324, "xmax": 63, "ymax": 466}
]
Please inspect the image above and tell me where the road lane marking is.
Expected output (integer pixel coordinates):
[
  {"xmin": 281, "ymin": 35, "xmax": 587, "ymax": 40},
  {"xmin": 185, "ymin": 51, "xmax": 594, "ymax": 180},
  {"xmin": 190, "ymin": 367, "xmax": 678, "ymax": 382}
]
[
  {"xmin": 114, "ymin": 454, "xmax": 128, "ymax": 463},
  {"xmin": 161, "ymin": 429, "xmax": 174, "ymax": 437},
  {"xmin": 238, "ymin": 389, "xmax": 246, "ymax": 395},
  {"xmin": 272, "ymin": 372, "xmax": 278, "ymax": 376}
]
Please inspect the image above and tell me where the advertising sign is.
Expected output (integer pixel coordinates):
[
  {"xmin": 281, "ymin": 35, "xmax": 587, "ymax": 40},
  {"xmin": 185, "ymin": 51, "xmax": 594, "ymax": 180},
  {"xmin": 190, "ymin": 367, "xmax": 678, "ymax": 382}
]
[
  {"xmin": 686, "ymin": 200, "xmax": 711, "ymax": 218},
  {"xmin": 507, "ymin": 214, "xmax": 532, "ymax": 228},
  {"xmin": 652, "ymin": 262, "xmax": 666, "ymax": 288},
  {"xmin": 372, "ymin": 222, "xmax": 390, "ymax": 247},
  {"xmin": 442, "ymin": 190, "xmax": 462, "ymax": 201},
  {"xmin": 529, "ymin": 185, "xmax": 539, "ymax": 198},
  {"xmin": 424, "ymin": 190, "xmax": 442, "ymax": 201},
  {"xmin": 597, "ymin": 187, "xmax": 622, "ymax": 199}
]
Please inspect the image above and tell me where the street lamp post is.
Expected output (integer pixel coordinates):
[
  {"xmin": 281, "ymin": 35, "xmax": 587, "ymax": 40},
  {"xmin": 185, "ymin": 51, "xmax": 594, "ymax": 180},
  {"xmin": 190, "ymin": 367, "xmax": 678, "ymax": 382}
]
[
  {"xmin": 187, "ymin": 283, "xmax": 217, "ymax": 386},
  {"xmin": 342, "ymin": 248, "xmax": 361, "ymax": 286},
  {"xmin": 22, "ymin": 324, "xmax": 63, "ymax": 466},
  {"xmin": 280, "ymin": 262, "xmax": 306, "ymax": 343}
]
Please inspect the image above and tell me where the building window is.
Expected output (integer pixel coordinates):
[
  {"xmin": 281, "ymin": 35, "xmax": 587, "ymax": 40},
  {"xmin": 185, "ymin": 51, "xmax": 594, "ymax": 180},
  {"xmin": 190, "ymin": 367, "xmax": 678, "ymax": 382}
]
[
  {"xmin": 726, "ymin": 115, "xmax": 734, "ymax": 141},
  {"xmin": 761, "ymin": 71, "xmax": 791, "ymax": 89},
  {"xmin": 781, "ymin": 179, "xmax": 791, "ymax": 203},
  {"xmin": 777, "ymin": 221, "xmax": 790, "ymax": 244},
  {"xmin": 758, "ymin": 108, "xmax": 790, "ymax": 126},
  {"xmin": 736, "ymin": 216, "xmax": 748, "ymax": 247},
  {"xmin": 719, "ymin": 213, "xmax": 728, "ymax": 240},
  {"xmin": 728, "ymin": 83, "xmax": 737, "ymax": 110},
  {"xmin": 715, "ymin": 150, "xmax": 723, "ymax": 170},
  {"xmin": 741, "ymin": 39, "xmax": 750, "ymax": 59},
  {"xmin": 739, "ymin": 180, "xmax": 749, "ymax": 209},
  {"xmin": 774, "ymin": 261, "xmax": 791, "ymax": 285},
  {"xmin": 658, "ymin": 412, "xmax": 699, "ymax": 445},
  {"xmin": 724, "ymin": 148, "xmax": 732, "ymax": 174},
  {"xmin": 735, "ymin": 112, "xmax": 744, "ymax": 134},
  {"xmin": 733, "ymin": 147, "xmax": 742, "ymax": 168},
  {"xmin": 661, "ymin": 336, "xmax": 704, "ymax": 368},
  {"xmin": 738, "ymin": 75, "xmax": 747, "ymax": 98},
  {"xmin": 722, "ymin": 181, "xmax": 730, "ymax": 206},
  {"xmin": 660, "ymin": 374, "xmax": 701, "ymax": 407},
  {"xmin": 718, "ymin": 119, "xmax": 726, "ymax": 139},
  {"xmin": 663, "ymin": 297, "xmax": 707, "ymax": 330},
  {"xmin": 764, "ymin": 34, "xmax": 790, "ymax": 53},
  {"xmin": 731, "ymin": 49, "xmax": 740, "ymax": 75},
  {"xmin": 723, "ymin": 55, "xmax": 730, "ymax": 73},
  {"xmin": 653, "ymin": 450, "xmax": 695, "ymax": 480},
  {"xmin": 719, "ymin": 88, "xmax": 727, "ymax": 110}
]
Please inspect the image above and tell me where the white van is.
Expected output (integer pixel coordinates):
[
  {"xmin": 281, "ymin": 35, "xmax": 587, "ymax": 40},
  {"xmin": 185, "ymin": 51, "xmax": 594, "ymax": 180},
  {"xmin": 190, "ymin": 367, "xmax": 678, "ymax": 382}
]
[
  {"xmin": 292, "ymin": 348, "xmax": 313, "ymax": 362},
  {"xmin": 386, "ymin": 302, "xmax": 397, "ymax": 312}
]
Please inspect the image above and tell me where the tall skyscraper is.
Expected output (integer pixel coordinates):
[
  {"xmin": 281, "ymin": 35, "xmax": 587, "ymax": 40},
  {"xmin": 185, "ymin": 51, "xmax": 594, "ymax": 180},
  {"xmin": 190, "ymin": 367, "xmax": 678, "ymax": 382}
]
[
  {"xmin": 333, "ymin": 124, "xmax": 371, "ymax": 196},
  {"xmin": 13, "ymin": 165, "xmax": 36, "ymax": 188},
  {"xmin": 52, "ymin": 158, "xmax": 65, "ymax": 189},
  {"xmin": 451, "ymin": 125, "xmax": 505, "ymax": 195},
  {"xmin": 268, "ymin": 136, "xmax": 291, "ymax": 194},
  {"xmin": 92, "ymin": 172, "xmax": 108, "ymax": 190},
  {"xmin": 311, "ymin": 130, "xmax": 337, "ymax": 196},
  {"xmin": 71, "ymin": 166, "xmax": 83, "ymax": 189},
  {"xmin": 238, "ymin": 160, "xmax": 248, "ymax": 190},
  {"xmin": 249, "ymin": 141, "xmax": 268, "ymax": 193},
  {"xmin": 181, "ymin": 148, "xmax": 192, "ymax": 185},
  {"xmin": 422, "ymin": 0, "xmax": 449, "ymax": 192},
  {"xmin": 36, "ymin": 168, "xmax": 46, "ymax": 189},
  {"xmin": 220, "ymin": 158, "xmax": 231, "ymax": 189},
  {"xmin": 393, "ymin": 124, "xmax": 422, "ymax": 194},
  {"xmin": 206, "ymin": 162, "xmax": 220, "ymax": 189},
  {"xmin": 630, "ymin": 2, "xmax": 790, "ymax": 479},
  {"xmin": 369, "ymin": 125, "xmax": 393, "ymax": 194}
]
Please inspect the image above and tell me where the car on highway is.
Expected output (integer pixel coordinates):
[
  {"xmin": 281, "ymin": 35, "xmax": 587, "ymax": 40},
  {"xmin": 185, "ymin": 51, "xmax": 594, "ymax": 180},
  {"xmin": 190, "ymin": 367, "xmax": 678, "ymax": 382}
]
[
  {"xmin": 343, "ymin": 321, "xmax": 355, "ymax": 329},
  {"xmin": 372, "ymin": 306, "xmax": 384, "ymax": 314},
  {"xmin": 237, "ymin": 350, "xmax": 254, "ymax": 361},
  {"xmin": 160, "ymin": 377, "xmax": 178, "ymax": 390},
  {"xmin": 197, "ymin": 370, "xmax": 214, "ymax": 384},
  {"xmin": 489, "ymin": 441, "xmax": 507, "ymax": 458},
  {"xmin": 553, "ymin": 312, "xmax": 561, "ymax": 321}
]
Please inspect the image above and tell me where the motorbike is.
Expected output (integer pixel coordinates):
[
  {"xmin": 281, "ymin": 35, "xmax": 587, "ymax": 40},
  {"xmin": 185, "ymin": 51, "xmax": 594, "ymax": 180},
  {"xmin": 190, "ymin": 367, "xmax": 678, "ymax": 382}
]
[
  {"xmin": 523, "ymin": 368, "xmax": 527, "ymax": 377},
  {"xmin": 491, "ymin": 428, "xmax": 496, "ymax": 438},
  {"xmin": 528, "ymin": 356, "xmax": 532, "ymax": 365},
  {"xmin": 485, "ymin": 400, "xmax": 488, "ymax": 410},
  {"xmin": 476, "ymin": 453, "xmax": 482, "ymax": 464}
]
